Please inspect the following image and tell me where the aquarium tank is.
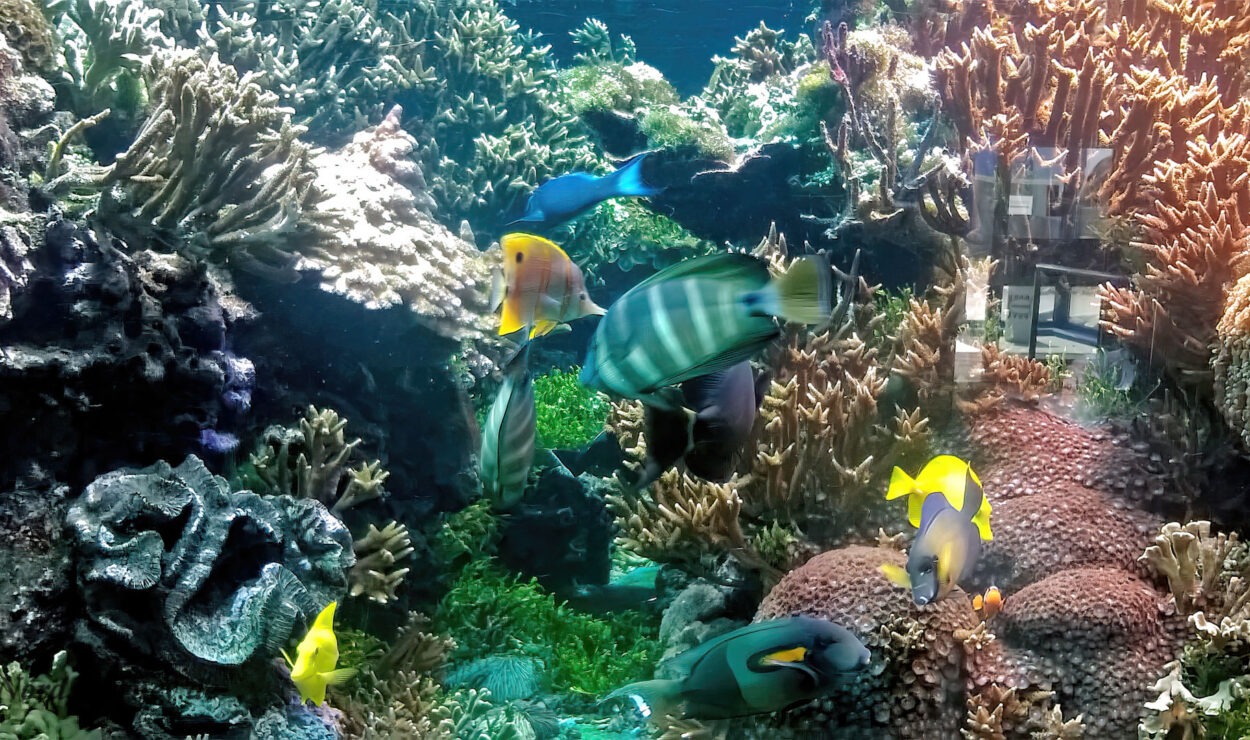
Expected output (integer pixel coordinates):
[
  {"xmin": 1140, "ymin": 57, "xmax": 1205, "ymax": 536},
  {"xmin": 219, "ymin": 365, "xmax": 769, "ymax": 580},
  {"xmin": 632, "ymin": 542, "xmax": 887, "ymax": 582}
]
[{"xmin": 2, "ymin": 0, "xmax": 1250, "ymax": 737}]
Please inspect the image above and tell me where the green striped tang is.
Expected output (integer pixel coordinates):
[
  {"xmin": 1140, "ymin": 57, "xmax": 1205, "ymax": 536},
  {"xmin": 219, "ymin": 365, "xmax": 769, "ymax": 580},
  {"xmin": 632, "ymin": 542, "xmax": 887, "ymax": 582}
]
[
  {"xmin": 580, "ymin": 252, "xmax": 837, "ymax": 409},
  {"xmin": 480, "ymin": 348, "xmax": 536, "ymax": 510}
]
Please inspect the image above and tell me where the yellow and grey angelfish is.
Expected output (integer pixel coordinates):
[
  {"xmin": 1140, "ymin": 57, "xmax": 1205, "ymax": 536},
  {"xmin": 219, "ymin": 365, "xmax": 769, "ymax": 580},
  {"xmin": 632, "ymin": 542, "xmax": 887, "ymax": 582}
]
[
  {"xmin": 281, "ymin": 601, "xmax": 357, "ymax": 706},
  {"xmin": 603, "ymin": 616, "xmax": 870, "ymax": 721},
  {"xmin": 580, "ymin": 251, "xmax": 859, "ymax": 411},
  {"xmin": 479, "ymin": 344, "xmax": 536, "ymax": 510},
  {"xmin": 880, "ymin": 455, "xmax": 993, "ymax": 606},
  {"xmin": 885, "ymin": 454, "xmax": 992, "ymax": 540}
]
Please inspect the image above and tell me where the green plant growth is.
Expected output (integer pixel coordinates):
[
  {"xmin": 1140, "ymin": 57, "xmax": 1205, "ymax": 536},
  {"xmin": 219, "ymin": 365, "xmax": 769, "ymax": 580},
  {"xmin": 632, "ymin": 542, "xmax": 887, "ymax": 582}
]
[
  {"xmin": 532, "ymin": 367, "xmax": 611, "ymax": 450},
  {"xmin": 565, "ymin": 197, "xmax": 720, "ymax": 275},
  {"xmin": 559, "ymin": 62, "xmax": 679, "ymax": 118},
  {"xmin": 869, "ymin": 286, "xmax": 914, "ymax": 353},
  {"xmin": 1074, "ymin": 349, "xmax": 1157, "ymax": 421},
  {"xmin": 0, "ymin": 651, "xmax": 100, "ymax": 739},
  {"xmin": 1043, "ymin": 355, "xmax": 1071, "ymax": 393},
  {"xmin": 434, "ymin": 500, "xmax": 504, "ymax": 572},
  {"xmin": 433, "ymin": 561, "xmax": 662, "ymax": 697}
]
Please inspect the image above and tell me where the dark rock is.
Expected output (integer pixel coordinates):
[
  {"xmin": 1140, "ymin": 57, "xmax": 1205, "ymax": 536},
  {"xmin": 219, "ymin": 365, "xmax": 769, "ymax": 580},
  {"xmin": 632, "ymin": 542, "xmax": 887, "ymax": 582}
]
[
  {"xmin": 498, "ymin": 466, "xmax": 613, "ymax": 590},
  {"xmin": 580, "ymin": 109, "xmax": 649, "ymax": 158},
  {"xmin": 0, "ymin": 468, "xmax": 73, "ymax": 666},
  {"xmin": 0, "ymin": 216, "xmax": 241, "ymax": 489}
]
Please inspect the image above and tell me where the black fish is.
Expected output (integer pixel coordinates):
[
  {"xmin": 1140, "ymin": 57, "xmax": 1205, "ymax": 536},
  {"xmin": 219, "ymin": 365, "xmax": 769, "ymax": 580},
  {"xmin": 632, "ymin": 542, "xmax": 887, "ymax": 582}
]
[{"xmin": 633, "ymin": 361, "xmax": 769, "ymax": 489}]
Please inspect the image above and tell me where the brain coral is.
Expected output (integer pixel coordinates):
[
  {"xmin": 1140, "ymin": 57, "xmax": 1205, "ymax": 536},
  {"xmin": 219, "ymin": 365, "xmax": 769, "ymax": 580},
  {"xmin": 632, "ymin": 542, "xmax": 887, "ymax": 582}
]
[
  {"xmin": 67, "ymin": 455, "xmax": 354, "ymax": 679},
  {"xmin": 973, "ymin": 486, "xmax": 1159, "ymax": 590},
  {"xmin": 951, "ymin": 402, "xmax": 1173, "ymax": 506},
  {"xmin": 747, "ymin": 401, "xmax": 1181, "ymax": 738},
  {"xmin": 986, "ymin": 567, "xmax": 1185, "ymax": 737},
  {"xmin": 755, "ymin": 544, "xmax": 979, "ymax": 738}
]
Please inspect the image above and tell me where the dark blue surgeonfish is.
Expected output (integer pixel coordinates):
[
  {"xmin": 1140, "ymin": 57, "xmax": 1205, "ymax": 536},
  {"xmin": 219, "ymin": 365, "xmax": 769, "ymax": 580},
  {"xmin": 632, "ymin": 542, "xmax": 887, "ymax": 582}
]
[
  {"xmin": 633, "ymin": 361, "xmax": 770, "ymax": 490},
  {"xmin": 580, "ymin": 251, "xmax": 859, "ymax": 411},
  {"xmin": 604, "ymin": 616, "xmax": 870, "ymax": 721},
  {"xmin": 507, "ymin": 152, "xmax": 662, "ymax": 227}
]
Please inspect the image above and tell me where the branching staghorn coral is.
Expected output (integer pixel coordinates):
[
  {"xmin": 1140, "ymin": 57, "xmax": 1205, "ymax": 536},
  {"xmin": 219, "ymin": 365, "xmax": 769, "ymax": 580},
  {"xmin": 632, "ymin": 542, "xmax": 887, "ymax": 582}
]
[
  {"xmin": 243, "ymin": 406, "xmax": 390, "ymax": 514},
  {"xmin": 48, "ymin": 0, "xmax": 167, "ymax": 120},
  {"xmin": 350, "ymin": 521, "xmax": 414, "ymax": 605},
  {"xmin": 68, "ymin": 50, "xmax": 325, "ymax": 274}
]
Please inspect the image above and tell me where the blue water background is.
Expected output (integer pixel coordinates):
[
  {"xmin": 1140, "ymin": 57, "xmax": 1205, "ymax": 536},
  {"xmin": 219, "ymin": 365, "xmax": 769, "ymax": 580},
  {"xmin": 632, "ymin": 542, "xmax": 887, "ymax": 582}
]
[{"xmin": 505, "ymin": 0, "xmax": 811, "ymax": 95}]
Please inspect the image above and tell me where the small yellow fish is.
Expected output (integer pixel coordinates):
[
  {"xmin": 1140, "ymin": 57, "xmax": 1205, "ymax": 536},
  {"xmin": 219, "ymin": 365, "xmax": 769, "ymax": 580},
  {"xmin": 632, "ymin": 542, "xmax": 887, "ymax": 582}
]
[
  {"xmin": 972, "ymin": 586, "xmax": 1004, "ymax": 619},
  {"xmin": 281, "ymin": 601, "xmax": 357, "ymax": 705}
]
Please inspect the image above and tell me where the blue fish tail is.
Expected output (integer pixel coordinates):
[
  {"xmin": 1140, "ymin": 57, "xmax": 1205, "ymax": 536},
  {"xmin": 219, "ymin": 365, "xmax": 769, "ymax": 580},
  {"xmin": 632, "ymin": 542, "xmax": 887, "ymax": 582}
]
[{"xmin": 606, "ymin": 152, "xmax": 663, "ymax": 198}]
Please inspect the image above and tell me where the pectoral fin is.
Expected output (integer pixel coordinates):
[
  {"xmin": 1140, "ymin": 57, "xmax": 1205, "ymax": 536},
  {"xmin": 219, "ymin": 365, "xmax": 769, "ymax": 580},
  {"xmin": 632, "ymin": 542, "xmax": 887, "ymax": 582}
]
[
  {"xmin": 880, "ymin": 563, "xmax": 911, "ymax": 589},
  {"xmin": 760, "ymin": 659, "xmax": 820, "ymax": 684},
  {"xmin": 323, "ymin": 668, "xmax": 358, "ymax": 687}
]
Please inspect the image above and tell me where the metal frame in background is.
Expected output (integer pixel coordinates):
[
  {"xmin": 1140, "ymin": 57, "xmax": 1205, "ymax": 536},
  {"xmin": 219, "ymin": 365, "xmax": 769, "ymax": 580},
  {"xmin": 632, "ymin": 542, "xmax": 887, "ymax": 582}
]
[{"xmin": 1026, "ymin": 263, "xmax": 1131, "ymax": 360}]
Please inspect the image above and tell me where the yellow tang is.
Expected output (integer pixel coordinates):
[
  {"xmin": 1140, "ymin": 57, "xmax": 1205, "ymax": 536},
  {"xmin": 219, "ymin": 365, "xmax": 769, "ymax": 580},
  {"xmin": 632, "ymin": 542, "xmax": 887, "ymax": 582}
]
[
  {"xmin": 886, "ymin": 455, "xmax": 992, "ymax": 541},
  {"xmin": 281, "ymin": 601, "xmax": 357, "ymax": 706},
  {"xmin": 496, "ymin": 233, "xmax": 604, "ymax": 341}
]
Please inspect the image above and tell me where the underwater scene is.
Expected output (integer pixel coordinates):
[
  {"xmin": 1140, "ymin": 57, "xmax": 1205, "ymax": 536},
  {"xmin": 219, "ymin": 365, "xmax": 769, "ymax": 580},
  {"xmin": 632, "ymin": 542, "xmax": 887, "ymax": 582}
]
[{"xmin": 3, "ymin": 0, "xmax": 1250, "ymax": 738}]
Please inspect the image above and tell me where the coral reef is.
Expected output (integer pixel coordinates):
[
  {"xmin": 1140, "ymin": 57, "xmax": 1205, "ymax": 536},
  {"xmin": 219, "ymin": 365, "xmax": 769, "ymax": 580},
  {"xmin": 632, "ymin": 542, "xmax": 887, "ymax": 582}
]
[
  {"xmin": 71, "ymin": 50, "xmax": 324, "ymax": 273},
  {"xmin": 350, "ymin": 521, "xmax": 414, "ymax": 605},
  {"xmin": 298, "ymin": 105, "xmax": 494, "ymax": 345},
  {"xmin": 755, "ymin": 544, "xmax": 980, "ymax": 738},
  {"xmin": 67, "ymin": 455, "xmax": 353, "ymax": 673},
  {"xmin": 241, "ymin": 406, "xmax": 389, "ymax": 515}
]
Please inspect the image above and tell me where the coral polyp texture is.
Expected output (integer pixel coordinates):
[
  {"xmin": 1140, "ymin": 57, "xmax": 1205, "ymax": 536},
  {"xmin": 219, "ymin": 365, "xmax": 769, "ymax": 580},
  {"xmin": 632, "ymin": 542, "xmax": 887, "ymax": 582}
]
[
  {"xmin": 755, "ymin": 545, "xmax": 980, "ymax": 738},
  {"xmin": 298, "ymin": 105, "xmax": 494, "ymax": 344},
  {"xmin": 67, "ymin": 455, "xmax": 353, "ymax": 673}
]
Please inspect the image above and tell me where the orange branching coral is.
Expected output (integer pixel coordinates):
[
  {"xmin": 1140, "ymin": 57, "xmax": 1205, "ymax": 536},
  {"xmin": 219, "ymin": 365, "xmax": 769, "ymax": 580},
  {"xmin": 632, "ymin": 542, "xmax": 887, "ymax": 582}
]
[
  {"xmin": 605, "ymin": 471, "xmax": 780, "ymax": 580},
  {"xmin": 971, "ymin": 343, "xmax": 1053, "ymax": 407},
  {"xmin": 1104, "ymin": 133, "xmax": 1250, "ymax": 391}
]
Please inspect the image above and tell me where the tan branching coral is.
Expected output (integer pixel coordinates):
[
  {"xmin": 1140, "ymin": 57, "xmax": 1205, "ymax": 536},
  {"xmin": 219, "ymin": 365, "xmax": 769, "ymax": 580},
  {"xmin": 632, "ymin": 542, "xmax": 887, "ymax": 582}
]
[
  {"xmin": 89, "ymin": 50, "xmax": 324, "ymax": 273},
  {"xmin": 606, "ymin": 471, "xmax": 779, "ymax": 580},
  {"xmin": 1141, "ymin": 521, "xmax": 1241, "ymax": 616},
  {"xmin": 973, "ymin": 344, "xmax": 1053, "ymax": 406},
  {"xmin": 350, "ymin": 521, "xmax": 414, "ymax": 605},
  {"xmin": 245, "ymin": 406, "xmax": 391, "ymax": 514}
]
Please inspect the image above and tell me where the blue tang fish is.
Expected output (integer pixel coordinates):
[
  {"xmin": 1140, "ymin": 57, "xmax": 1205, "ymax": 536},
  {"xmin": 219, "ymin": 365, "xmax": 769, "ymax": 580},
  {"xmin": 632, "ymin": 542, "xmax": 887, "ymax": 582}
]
[
  {"xmin": 880, "ymin": 456, "xmax": 993, "ymax": 605},
  {"xmin": 508, "ymin": 152, "xmax": 662, "ymax": 227},
  {"xmin": 604, "ymin": 616, "xmax": 870, "ymax": 721}
]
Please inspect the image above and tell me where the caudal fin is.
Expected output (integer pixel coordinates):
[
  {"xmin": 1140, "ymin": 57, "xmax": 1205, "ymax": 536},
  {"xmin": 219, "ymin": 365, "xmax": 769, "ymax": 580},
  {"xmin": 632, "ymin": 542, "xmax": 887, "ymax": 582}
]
[
  {"xmin": 607, "ymin": 152, "xmax": 663, "ymax": 198},
  {"xmin": 759, "ymin": 255, "xmax": 834, "ymax": 325},
  {"xmin": 602, "ymin": 678, "xmax": 682, "ymax": 720}
]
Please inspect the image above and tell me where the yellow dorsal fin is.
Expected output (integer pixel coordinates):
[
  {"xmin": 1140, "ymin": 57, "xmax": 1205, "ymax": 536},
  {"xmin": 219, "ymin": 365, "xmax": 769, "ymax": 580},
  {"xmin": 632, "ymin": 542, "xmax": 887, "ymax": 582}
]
[
  {"xmin": 880, "ymin": 563, "xmax": 911, "ymax": 589},
  {"xmin": 312, "ymin": 601, "xmax": 337, "ymax": 632},
  {"xmin": 531, "ymin": 319, "xmax": 560, "ymax": 338}
]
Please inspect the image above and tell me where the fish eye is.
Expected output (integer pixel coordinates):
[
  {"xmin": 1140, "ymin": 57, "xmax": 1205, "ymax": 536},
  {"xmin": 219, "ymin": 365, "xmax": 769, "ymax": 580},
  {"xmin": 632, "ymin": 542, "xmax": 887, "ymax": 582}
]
[
  {"xmin": 579, "ymin": 292, "xmax": 586, "ymax": 299},
  {"xmin": 516, "ymin": 253, "xmax": 524, "ymax": 263}
]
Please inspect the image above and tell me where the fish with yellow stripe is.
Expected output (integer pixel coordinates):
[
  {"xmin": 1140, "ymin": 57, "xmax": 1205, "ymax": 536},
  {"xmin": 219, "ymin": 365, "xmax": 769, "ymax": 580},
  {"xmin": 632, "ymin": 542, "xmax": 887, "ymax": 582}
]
[
  {"xmin": 880, "ymin": 455, "xmax": 993, "ymax": 606},
  {"xmin": 603, "ymin": 616, "xmax": 870, "ymax": 721},
  {"xmin": 494, "ymin": 233, "xmax": 604, "ymax": 342},
  {"xmin": 580, "ymin": 251, "xmax": 859, "ymax": 410},
  {"xmin": 479, "ymin": 345, "xmax": 536, "ymax": 510}
]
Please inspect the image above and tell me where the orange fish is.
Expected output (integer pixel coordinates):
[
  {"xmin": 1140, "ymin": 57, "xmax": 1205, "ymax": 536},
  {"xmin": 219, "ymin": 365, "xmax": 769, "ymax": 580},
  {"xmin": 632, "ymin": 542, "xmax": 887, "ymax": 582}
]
[
  {"xmin": 495, "ymin": 233, "xmax": 604, "ymax": 342},
  {"xmin": 972, "ymin": 586, "xmax": 1003, "ymax": 619}
]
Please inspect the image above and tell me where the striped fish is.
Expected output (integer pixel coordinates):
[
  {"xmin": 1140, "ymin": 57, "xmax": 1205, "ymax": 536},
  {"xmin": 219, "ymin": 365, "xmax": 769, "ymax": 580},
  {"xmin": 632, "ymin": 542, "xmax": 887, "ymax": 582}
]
[
  {"xmin": 580, "ymin": 252, "xmax": 858, "ymax": 409},
  {"xmin": 495, "ymin": 233, "xmax": 604, "ymax": 342},
  {"xmin": 480, "ymin": 346, "xmax": 536, "ymax": 510}
]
